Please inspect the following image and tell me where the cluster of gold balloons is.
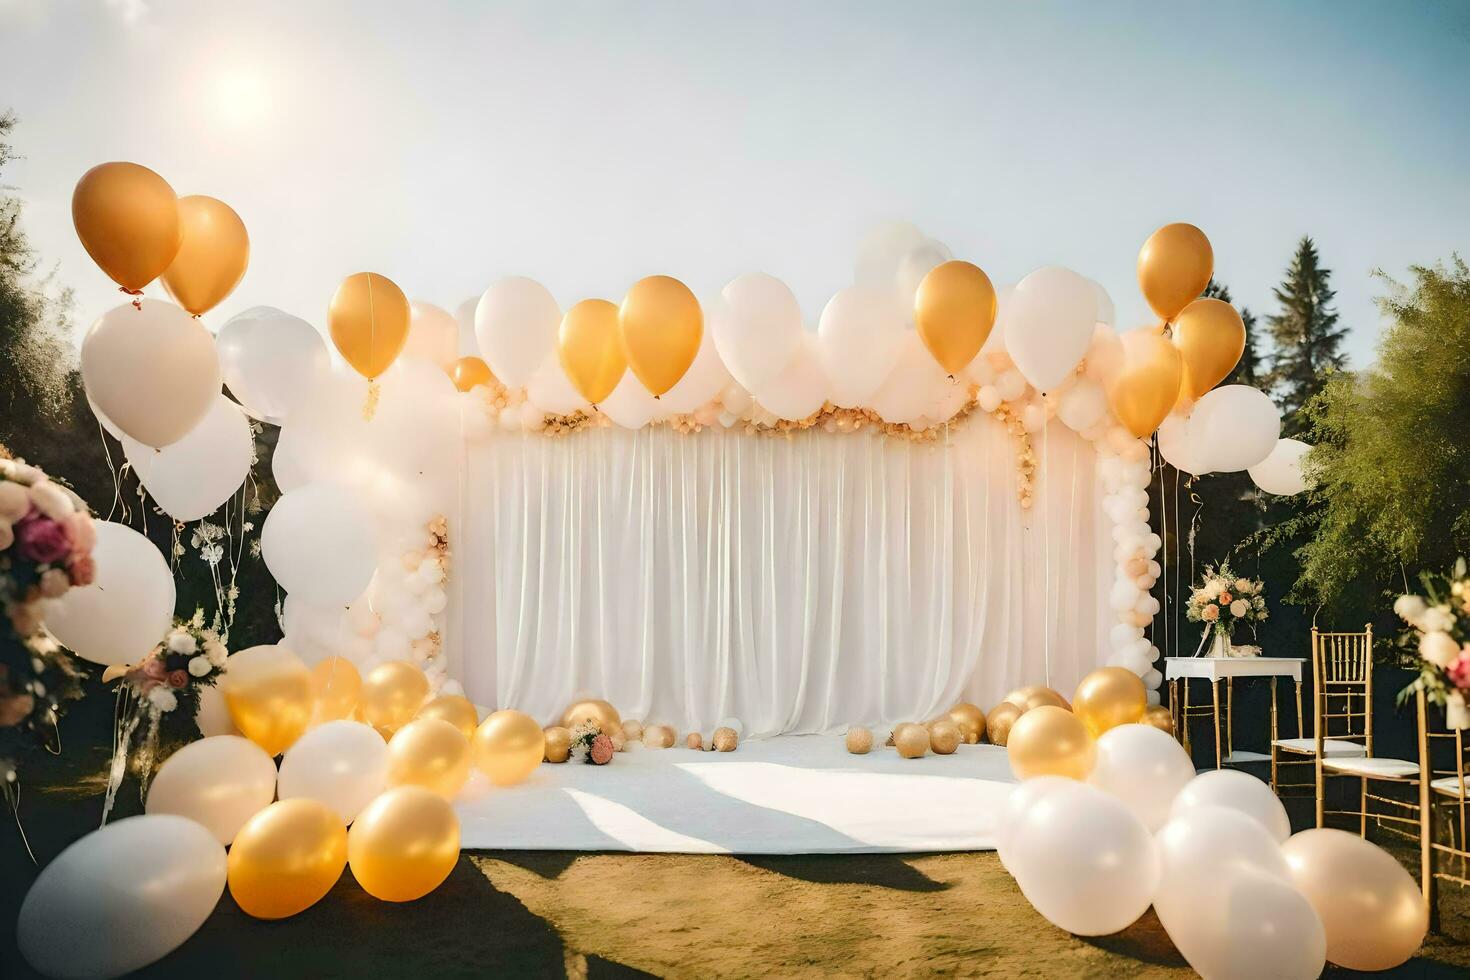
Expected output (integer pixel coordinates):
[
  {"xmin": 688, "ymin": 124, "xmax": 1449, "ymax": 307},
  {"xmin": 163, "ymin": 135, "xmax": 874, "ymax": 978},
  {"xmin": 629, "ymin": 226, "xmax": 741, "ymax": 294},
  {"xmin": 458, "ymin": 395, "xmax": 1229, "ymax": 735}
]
[
  {"xmin": 1106, "ymin": 222, "xmax": 1250, "ymax": 438},
  {"xmin": 72, "ymin": 161, "xmax": 248, "ymax": 314},
  {"xmin": 1004, "ymin": 668, "xmax": 1152, "ymax": 780}
]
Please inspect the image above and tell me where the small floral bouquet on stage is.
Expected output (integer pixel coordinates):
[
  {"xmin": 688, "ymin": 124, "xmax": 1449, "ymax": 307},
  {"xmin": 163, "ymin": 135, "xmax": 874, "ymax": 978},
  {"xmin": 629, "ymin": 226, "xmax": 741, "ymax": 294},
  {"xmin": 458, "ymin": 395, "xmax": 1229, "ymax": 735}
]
[
  {"xmin": 1186, "ymin": 560, "xmax": 1267, "ymax": 656},
  {"xmin": 0, "ymin": 454, "xmax": 95, "ymax": 782},
  {"xmin": 568, "ymin": 719, "xmax": 616, "ymax": 765},
  {"xmin": 1396, "ymin": 558, "xmax": 1470, "ymax": 729}
]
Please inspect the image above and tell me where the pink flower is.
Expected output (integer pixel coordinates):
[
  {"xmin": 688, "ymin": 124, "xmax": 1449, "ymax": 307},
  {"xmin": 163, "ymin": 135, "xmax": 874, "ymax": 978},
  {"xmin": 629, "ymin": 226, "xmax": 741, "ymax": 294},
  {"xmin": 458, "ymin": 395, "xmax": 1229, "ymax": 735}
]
[
  {"xmin": 1447, "ymin": 650, "xmax": 1470, "ymax": 691},
  {"xmin": 167, "ymin": 670, "xmax": 189, "ymax": 689},
  {"xmin": 1202, "ymin": 604, "xmax": 1220, "ymax": 622},
  {"xmin": 66, "ymin": 512, "xmax": 96, "ymax": 559},
  {"xmin": 15, "ymin": 515, "xmax": 71, "ymax": 564},
  {"xmin": 141, "ymin": 657, "xmax": 167, "ymax": 682},
  {"xmin": 589, "ymin": 733, "xmax": 614, "ymax": 765},
  {"xmin": 1218, "ymin": 591, "xmax": 1233, "ymax": 606},
  {"xmin": 67, "ymin": 555, "xmax": 96, "ymax": 587},
  {"xmin": 38, "ymin": 568, "xmax": 71, "ymax": 598}
]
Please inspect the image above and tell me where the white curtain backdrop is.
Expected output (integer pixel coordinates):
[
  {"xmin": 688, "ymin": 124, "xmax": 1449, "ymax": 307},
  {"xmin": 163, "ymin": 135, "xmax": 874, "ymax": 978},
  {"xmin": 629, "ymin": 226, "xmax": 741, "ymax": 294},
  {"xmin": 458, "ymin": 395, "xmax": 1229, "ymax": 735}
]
[{"xmin": 445, "ymin": 418, "xmax": 1115, "ymax": 736}]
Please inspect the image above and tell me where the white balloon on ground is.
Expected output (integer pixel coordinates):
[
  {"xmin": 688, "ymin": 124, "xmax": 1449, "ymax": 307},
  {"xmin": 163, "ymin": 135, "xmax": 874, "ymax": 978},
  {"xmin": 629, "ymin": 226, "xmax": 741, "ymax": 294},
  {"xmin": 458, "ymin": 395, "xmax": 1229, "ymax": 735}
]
[
  {"xmin": 995, "ymin": 775, "xmax": 1075, "ymax": 862},
  {"xmin": 403, "ymin": 301, "xmax": 459, "ymax": 370},
  {"xmin": 870, "ymin": 331, "xmax": 945, "ymax": 424},
  {"xmin": 817, "ymin": 285, "xmax": 905, "ymax": 407},
  {"xmin": 1249, "ymin": 438, "xmax": 1311, "ymax": 496},
  {"xmin": 1003, "ymin": 780, "xmax": 1158, "ymax": 936},
  {"xmin": 123, "ymin": 396, "xmax": 253, "ymax": 521},
  {"xmin": 1191, "ymin": 384, "xmax": 1281, "ymax": 472},
  {"xmin": 1088, "ymin": 724, "xmax": 1196, "ymax": 831},
  {"xmin": 215, "ymin": 307, "xmax": 328, "ymax": 426},
  {"xmin": 854, "ymin": 220, "xmax": 926, "ymax": 289},
  {"xmin": 1156, "ymin": 410, "xmax": 1211, "ymax": 476},
  {"xmin": 194, "ymin": 683, "xmax": 240, "ymax": 738},
  {"xmin": 474, "ymin": 277, "xmax": 560, "ymax": 387},
  {"xmin": 17, "ymin": 815, "xmax": 226, "ymax": 979},
  {"xmin": 1004, "ymin": 267, "xmax": 1097, "ymax": 393},
  {"xmin": 260, "ymin": 483, "xmax": 376, "ymax": 606},
  {"xmin": 1170, "ymin": 769, "xmax": 1292, "ymax": 843},
  {"xmin": 82, "ymin": 301, "xmax": 221, "ymax": 449},
  {"xmin": 45, "ymin": 521, "xmax": 174, "ymax": 667},
  {"xmin": 661, "ymin": 306, "xmax": 733, "ymax": 413},
  {"xmin": 715, "ymin": 273, "xmax": 804, "ymax": 393},
  {"xmin": 276, "ymin": 720, "xmax": 389, "ymax": 824},
  {"xmin": 526, "ymin": 353, "xmax": 592, "ymax": 415},
  {"xmin": 145, "ymin": 735, "xmax": 277, "ymax": 845},
  {"xmin": 752, "ymin": 333, "xmax": 828, "ymax": 421}
]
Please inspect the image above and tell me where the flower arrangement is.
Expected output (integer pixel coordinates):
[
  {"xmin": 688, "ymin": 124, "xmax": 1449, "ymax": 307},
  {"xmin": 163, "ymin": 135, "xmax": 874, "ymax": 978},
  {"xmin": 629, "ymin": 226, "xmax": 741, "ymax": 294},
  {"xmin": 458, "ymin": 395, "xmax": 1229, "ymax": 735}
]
[
  {"xmin": 1395, "ymin": 558, "xmax": 1470, "ymax": 728},
  {"xmin": 567, "ymin": 720, "xmax": 615, "ymax": 765},
  {"xmin": 0, "ymin": 454, "xmax": 94, "ymax": 779},
  {"xmin": 1186, "ymin": 560, "xmax": 1267, "ymax": 654},
  {"xmin": 104, "ymin": 610, "xmax": 229, "ymax": 726}
]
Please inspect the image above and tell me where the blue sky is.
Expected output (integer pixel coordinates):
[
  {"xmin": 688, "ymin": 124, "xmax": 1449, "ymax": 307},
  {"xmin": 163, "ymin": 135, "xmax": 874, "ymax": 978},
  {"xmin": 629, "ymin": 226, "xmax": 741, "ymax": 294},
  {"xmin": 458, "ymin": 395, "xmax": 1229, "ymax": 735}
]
[{"xmin": 1, "ymin": 0, "xmax": 1466, "ymax": 367}]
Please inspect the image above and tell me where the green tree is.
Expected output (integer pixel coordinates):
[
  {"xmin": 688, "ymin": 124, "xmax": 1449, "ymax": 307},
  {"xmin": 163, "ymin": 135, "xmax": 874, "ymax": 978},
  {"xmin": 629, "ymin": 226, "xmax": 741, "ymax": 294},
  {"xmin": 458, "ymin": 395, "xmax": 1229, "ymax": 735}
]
[
  {"xmin": 1282, "ymin": 258, "xmax": 1470, "ymax": 618},
  {"xmin": 1267, "ymin": 237, "xmax": 1348, "ymax": 432}
]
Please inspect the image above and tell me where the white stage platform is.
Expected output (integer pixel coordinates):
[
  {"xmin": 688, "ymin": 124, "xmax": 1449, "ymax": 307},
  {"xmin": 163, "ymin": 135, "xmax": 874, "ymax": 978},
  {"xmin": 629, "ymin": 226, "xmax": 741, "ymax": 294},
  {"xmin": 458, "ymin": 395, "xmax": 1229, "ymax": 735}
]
[{"xmin": 454, "ymin": 734, "xmax": 1015, "ymax": 854}]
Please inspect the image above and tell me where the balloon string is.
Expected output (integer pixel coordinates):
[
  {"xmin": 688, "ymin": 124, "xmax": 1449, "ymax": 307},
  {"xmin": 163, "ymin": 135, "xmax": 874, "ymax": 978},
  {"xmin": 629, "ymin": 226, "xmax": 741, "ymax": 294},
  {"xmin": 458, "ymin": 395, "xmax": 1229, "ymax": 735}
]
[
  {"xmin": 4, "ymin": 780, "xmax": 36, "ymax": 865},
  {"xmin": 119, "ymin": 285, "xmax": 142, "ymax": 311},
  {"xmin": 1042, "ymin": 411, "xmax": 1051, "ymax": 687},
  {"xmin": 363, "ymin": 380, "xmax": 380, "ymax": 421},
  {"xmin": 98, "ymin": 419, "xmax": 127, "ymax": 524},
  {"xmin": 1157, "ymin": 434, "xmax": 1168, "ymax": 660}
]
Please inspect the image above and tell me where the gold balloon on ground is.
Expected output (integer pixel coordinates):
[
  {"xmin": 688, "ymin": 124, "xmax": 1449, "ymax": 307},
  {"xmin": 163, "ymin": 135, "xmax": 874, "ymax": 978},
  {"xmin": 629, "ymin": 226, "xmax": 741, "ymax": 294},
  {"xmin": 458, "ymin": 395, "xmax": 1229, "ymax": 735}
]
[
  {"xmin": 561, "ymin": 698, "xmax": 622, "ymax": 733},
  {"xmin": 416, "ymin": 694, "xmax": 480, "ymax": 740},
  {"xmin": 914, "ymin": 260, "xmax": 998, "ymax": 375},
  {"xmin": 309, "ymin": 656, "xmax": 362, "ymax": 724},
  {"xmin": 618, "ymin": 275, "xmax": 703, "ymax": 397},
  {"xmin": 543, "ymin": 725, "xmax": 572, "ymax": 763},
  {"xmin": 1004, "ymin": 685, "xmax": 1070, "ymax": 713},
  {"xmin": 347, "ymin": 786, "xmax": 461, "ymax": 903},
  {"xmin": 1142, "ymin": 704, "xmax": 1176, "ymax": 736},
  {"xmin": 222, "ymin": 644, "xmax": 314, "ymax": 757},
  {"xmin": 1137, "ymin": 223, "xmax": 1213, "ymax": 323},
  {"xmin": 1006, "ymin": 705, "xmax": 1096, "ymax": 781},
  {"xmin": 386, "ymin": 718, "xmax": 472, "ymax": 800},
  {"xmin": 358, "ymin": 660, "xmax": 429, "ymax": 735},
  {"xmin": 1072, "ymin": 667, "xmax": 1148, "ymax": 737},
  {"xmin": 160, "ymin": 195, "xmax": 249, "ymax": 315},
  {"xmin": 986, "ymin": 701, "xmax": 1022, "ymax": 746},
  {"xmin": 72, "ymin": 161, "xmax": 181, "ymax": 292},
  {"xmin": 558, "ymin": 299, "xmax": 628, "ymax": 405},
  {"xmin": 329, "ymin": 271, "xmax": 410, "ymax": 380},
  {"xmin": 227, "ymin": 798, "xmax": 347, "ymax": 919},
  {"xmin": 473, "ymin": 709, "xmax": 545, "ymax": 786},
  {"xmin": 928, "ymin": 720, "xmax": 961, "ymax": 755},
  {"xmin": 894, "ymin": 722, "xmax": 930, "ymax": 759},
  {"xmin": 946, "ymin": 703, "xmax": 987, "ymax": 744}
]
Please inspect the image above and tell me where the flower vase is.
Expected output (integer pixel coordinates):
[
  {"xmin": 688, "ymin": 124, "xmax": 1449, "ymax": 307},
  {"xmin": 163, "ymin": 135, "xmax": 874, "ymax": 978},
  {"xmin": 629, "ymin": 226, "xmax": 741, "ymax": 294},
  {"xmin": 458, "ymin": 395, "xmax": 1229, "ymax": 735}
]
[{"xmin": 1209, "ymin": 630, "xmax": 1232, "ymax": 658}]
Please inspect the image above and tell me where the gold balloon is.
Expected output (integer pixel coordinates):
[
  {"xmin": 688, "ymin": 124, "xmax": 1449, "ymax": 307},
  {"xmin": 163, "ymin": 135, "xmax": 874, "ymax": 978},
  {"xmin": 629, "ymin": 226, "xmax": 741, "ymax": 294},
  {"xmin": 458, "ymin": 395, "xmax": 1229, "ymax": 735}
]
[
  {"xmin": 1072, "ymin": 667, "xmax": 1148, "ymax": 737},
  {"xmin": 1137, "ymin": 222, "xmax": 1214, "ymax": 323},
  {"xmin": 987, "ymin": 701, "xmax": 1022, "ymax": 746},
  {"xmin": 386, "ymin": 718, "xmax": 472, "ymax": 799},
  {"xmin": 450, "ymin": 355, "xmax": 494, "ymax": 392},
  {"xmin": 1281, "ymin": 828, "xmax": 1428, "ymax": 972},
  {"xmin": 845, "ymin": 726, "xmax": 874, "ymax": 754},
  {"xmin": 160, "ymin": 195, "xmax": 249, "ymax": 315},
  {"xmin": 1106, "ymin": 327, "xmax": 1184, "ymax": 438},
  {"xmin": 1007, "ymin": 706, "xmax": 1095, "ymax": 780},
  {"xmin": 1004, "ymin": 685, "xmax": 1070, "ymax": 713},
  {"xmin": 309, "ymin": 656, "xmax": 362, "ymax": 724},
  {"xmin": 618, "ymin": 275, "xmax": 703, "ymax": 397},
  {"xmin": 416, "ymin": 694, "xmax": 479, "ymax": 740},
  {"xmin": 914, "ymin": 260, "xmax": 998, "ymax": 376},
  {"xmin": 1142, "ymin": 704, "xmax": 1175, "ymax": 736},
  {"xmin": 72, "ymin": 161, "xmax": 181, "ymax": 292},
  {"xmin": 712, "ymin": 727, "xmax": 738, "ymax": 752},
  {"xmin": 347, "ymin": 786, "xmax": 460, "ymax": 903},
  {"xmin": 928, "ymin": 719, "xmax": 961, "ymax": 755},
  {"xmin": 222, "ymin": 644, "xmax": 313, "ymax": 757},
  {"xmin": 543, "ymin": 726, "xmax": 572, "ymax": 763},
  {"xmin": 894, "ymin": 722, "xmax": 930, "ymax": 759},
  {"xmin": 328, "ymin": 272, "xmax": 410, "ymax": 380},
  {"xmin": 558, "ymin": 299, "xmax": 628, "ymax": 405},
  {"xmin": 472, "ymin": 709, "xmax": 545, "ymax": 786},
  {"xmin": 947, "ymin": 703, "xmax": 987, "ymax": 744},
  {"xmin": 358, "ymin": 661, "xmax": 429, "ymax": 735},
  {"xmin": 561, "ymin": 698, "xmax": 622, "ymax": 733},
  {"xmin": 1172, "ymin": 298, "xmax": 1245, "ymax": 399},
  {"xmin": 227, "ymin": 798, "xmax": 347, "ymax": 919}
]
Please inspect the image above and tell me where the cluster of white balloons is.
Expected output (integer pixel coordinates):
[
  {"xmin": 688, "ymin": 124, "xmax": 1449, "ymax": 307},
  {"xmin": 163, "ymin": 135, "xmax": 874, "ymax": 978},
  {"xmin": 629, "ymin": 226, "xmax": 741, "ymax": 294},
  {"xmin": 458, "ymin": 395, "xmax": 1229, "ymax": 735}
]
[
  {"xmin": 1000, "ymin": 726, "xmax": 1427, "ymax": 976},
  {"xmin": 1158, "ymin": 388, "xmax": 1311, "ymax": 496}
]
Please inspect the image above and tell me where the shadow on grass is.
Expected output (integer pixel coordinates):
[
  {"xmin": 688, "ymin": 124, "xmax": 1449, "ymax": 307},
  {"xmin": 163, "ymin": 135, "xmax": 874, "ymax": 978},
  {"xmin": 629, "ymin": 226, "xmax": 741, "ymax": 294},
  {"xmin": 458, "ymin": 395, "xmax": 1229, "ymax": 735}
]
[{"xmin": 735, "ymin": 852, "xmax": 951, "ymax": 892}]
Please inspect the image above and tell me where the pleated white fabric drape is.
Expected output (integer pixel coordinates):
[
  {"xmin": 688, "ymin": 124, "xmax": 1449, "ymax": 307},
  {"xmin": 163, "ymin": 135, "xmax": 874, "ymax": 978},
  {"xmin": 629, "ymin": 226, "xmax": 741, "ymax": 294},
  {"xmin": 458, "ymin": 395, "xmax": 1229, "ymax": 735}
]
[{"xmin": 445, "ymin": 417, "xmax": 1114, "ymax": 736}]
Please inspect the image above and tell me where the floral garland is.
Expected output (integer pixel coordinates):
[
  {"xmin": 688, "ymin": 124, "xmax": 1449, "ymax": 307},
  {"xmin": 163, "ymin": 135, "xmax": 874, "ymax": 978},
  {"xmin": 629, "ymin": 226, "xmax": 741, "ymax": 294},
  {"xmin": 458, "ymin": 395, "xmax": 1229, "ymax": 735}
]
[
  {"xmin": 1396, "ymin": 558, "xmax": 1470, "ymax": 729},
  {"xmin": 0, "ymin": 452, "xmax": 96, "ymax": 786}
]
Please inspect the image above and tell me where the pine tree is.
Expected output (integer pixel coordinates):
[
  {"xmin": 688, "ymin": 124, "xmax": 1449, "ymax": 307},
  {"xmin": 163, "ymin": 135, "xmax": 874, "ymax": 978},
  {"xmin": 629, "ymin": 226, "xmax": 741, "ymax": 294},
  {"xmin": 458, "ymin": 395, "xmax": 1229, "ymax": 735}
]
[{"xmin": 1267, "ymin": 237, "xmax": 1347, "ymax": 430}]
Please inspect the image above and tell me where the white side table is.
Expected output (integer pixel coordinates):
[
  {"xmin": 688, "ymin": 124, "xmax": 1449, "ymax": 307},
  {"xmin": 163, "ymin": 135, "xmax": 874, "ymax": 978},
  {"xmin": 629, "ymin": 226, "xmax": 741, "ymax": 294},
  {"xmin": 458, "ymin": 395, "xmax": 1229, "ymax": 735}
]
[{"xmin": 1164, "ymin": 657, "xmax": 1304, "ymax": 770}]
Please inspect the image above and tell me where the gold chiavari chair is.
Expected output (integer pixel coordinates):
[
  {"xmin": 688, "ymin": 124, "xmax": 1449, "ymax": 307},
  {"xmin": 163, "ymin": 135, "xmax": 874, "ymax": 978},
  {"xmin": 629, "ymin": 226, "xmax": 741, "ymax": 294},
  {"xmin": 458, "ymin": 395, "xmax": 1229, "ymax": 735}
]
[
  {"xmin": 1417, "ymin": 688, "xmax": 1470, "ymax": 928},
  {"xmin": 1272, "ymin": 626, "xmax": 1371, "ymax": 798}
]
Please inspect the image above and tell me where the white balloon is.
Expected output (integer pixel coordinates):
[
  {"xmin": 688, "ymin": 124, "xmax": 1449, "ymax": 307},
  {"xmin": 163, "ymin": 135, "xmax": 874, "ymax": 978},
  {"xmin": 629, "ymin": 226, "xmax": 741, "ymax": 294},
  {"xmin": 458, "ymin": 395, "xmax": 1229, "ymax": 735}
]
[
  {"xmin": 276, "ymin": 719, "xmax": 388, "ymax": 824},
  {"xmin": 753, "ymin": 333, "xmax": 828, "ymax": 421},
  {"xmin": 662, "ymin": 306, "xmax": 734, "ymax": 413},
  {"xmin": 1084, "ymin": 323, "xmax": 1124, "ymax": 384},
  {"xmin": 1088, "ymin": 724, "xmax": 1196, "ymax": 830},
  {"xmin": 1091, "ymin": 279, "xmax": 1115, "ymax": 327},
  {"xmin": 215, "ymin": 307, "xmax": 328, "ymax": 426},
  {"xmin": 194, "ymin": 682, "xmax": 240, "ymax": 738},
  {"xmin": 1249, "ymin": 438, "xmax": 1312, "ymax": 496},
  {"xmin": 599, "ymin": 371, "xmax": 662, "ymax": 428},
  {"xmin": 1055, "ymin": 378, "xmax": 1107, "ymax": 433},
  {"xmin": 271, "ymin": 422, "xmax": 310, "ymax": 493},
  {"xmin": 1171, "ymin": 769, "xmax": 1292, "ymax": 843},
  {"xmin": 895, "ymin": 239, "xmax": 953, "ymax": 302},
  {"xmin": 45, "ymin": 522, "xmax": 174, "ymax": 667},
  {"xmin": 870, "ymin": 331, "xmax": 945, "ymax": 424},
  {"xmin": 995, "ymin": 775, "xmax": 1075, "ymax": 861},
  {"xmin": 1005, "ymin": 267, "xmax": 1097, "ymax": 393},
  {"xmin": 1192, "ymin": 384, "xmax": 1281, "ymax": 472},
  {"xmin": 403, "ymin": 301, "xmax": 459, "ymax": 370},
  {"xmin": 261, "ymin": 484, "xmax": 376, "ymax": 606},
  {"xmin": 454, "ymin": 297, "xmax": 479, "ymax": 355},
  {"xmin": 525, "ymin": 352, "xmax": 591, "ymax": 415},
  {"xmin": 817, "ymin": 286, "xmax": 905, "ymax": 407},
  {"xmin": 82, "ymin": 302, "xmax": 220, "ymax": 449},
  {"xmin": 124, "ymin": 396, "xmax": 252, "ymax": 521},
  {"xmin": 18, "ymin": 815, "xmax": 225, "ymax": 978},
  {"xmin": 474, "ymin": 277, "xmax": 560, "ymax": 387},
  {"xmin": 1155, "ymin": 808, "xmax": 1323, "ymax": 980},
  {"xmin": 146, "ymin": 735, "xmax": 277, "ymax": 845},
  {"xmin": 854, "ymin": 220, "xmax": 926, "ymax": 289},
  {"xmin": 1004, "ymin": 780, "xmax": 1159, "ymax": 936},
  {"xmin": 1157, "ymin": 410, "xmax": 1211, "ymax": 476},
  {"xmin": 715, "ymin": 273, "xmax": 804, "ymax": 393}
]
